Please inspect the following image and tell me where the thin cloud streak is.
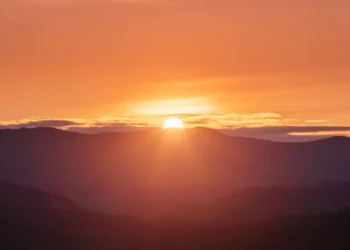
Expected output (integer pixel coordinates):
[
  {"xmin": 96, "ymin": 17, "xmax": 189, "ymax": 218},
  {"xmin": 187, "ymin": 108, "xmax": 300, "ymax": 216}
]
[
  {"xmin": 1, "ymin": 114, "xmax": 350, "ymax": 141},
  {"xmin": 221, "ymin": 126, "xmax": 350, "ymax": 142},
  {"xmin": 0, "ymin": 119, "xmax": 81, "ymax": 129}
]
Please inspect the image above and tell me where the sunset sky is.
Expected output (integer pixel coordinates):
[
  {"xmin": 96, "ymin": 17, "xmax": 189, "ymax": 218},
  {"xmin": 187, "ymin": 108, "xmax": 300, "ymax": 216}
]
[{"xmin": 1, "ymin": 0, "xmax": 350, "ymax": 141}]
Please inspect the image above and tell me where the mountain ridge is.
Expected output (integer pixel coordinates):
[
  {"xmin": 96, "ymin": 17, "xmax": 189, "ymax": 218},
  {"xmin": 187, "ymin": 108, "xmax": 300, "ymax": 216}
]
[
  {"xmin": 1, "ymin": 126, "xmax": 349, "ymax": 142},
  {"xmin": 0, "ymin": 127, "xmax": 349, "ymax": 216}
]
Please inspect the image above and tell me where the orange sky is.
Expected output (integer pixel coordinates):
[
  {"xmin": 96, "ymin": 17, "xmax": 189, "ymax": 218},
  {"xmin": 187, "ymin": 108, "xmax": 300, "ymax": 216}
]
[{"xmin": 1, "ymin": 0, "xmax": 350, "ymax": 140}]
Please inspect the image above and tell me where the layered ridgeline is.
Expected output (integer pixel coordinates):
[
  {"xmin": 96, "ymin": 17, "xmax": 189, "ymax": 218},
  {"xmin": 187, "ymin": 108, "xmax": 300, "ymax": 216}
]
[
  {"xmin": 1, "ymin": 182, "xmax": 350, "ymax": 250},
  {"xmin": 0, "ymin": 127, "xmax": 349, "ymax": 217}
]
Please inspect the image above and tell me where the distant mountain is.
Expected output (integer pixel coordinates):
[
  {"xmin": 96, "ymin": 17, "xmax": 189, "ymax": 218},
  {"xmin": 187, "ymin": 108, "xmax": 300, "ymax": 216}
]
[
  {"xmin": 1, "ymin": 183, "xmax": 350, "ymax": 250},
  {"xmin": 0, "ymin": 183, "xmax": 142, "ymax": 250},
  {"xmin": 171, "ymin": 182, "xmax": 350, "ymax": 224},
  {"xmin": 0, "ymin": 127, "xmax": 349, "ymax": 216},
  {"xmin": 0, "ymin": 182, "xmax": 81, "ymax": 211}
]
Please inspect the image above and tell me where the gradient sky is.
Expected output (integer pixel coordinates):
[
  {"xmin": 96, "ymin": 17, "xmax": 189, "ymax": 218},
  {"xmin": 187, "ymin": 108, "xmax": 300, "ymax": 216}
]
[{"xmin": 1, "ymin": 0, "xmax": 350, "ymax": 140}]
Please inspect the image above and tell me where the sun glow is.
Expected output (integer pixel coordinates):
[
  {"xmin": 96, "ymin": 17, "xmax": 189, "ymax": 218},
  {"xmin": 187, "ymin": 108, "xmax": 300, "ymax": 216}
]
[{"xmin": 163, "ymin": 117, "xmax": 184, "ymax": 129}]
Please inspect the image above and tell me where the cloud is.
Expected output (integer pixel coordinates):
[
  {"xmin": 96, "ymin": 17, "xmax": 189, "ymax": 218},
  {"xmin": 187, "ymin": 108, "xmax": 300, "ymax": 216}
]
[
  {"xmin": 223, "ymin": 126, "xmax": 350, "ymax": 135},
  {"xmin": 221, "ymin": 126, "xmax": 350, "ymax": 142},
  {"xmin": 67, "ymin": 125, "xmax": 149, "ymax": 134},
  {"xmin": 178, "ymin": 113, "xmax": 283, "ymax": 128},
  {"xmin": 304, "ymin": 119, "xmax": 328, "ymax": 124},
  {"xmin": 0, "ymin": 120, "xmax": 81, "ymax": 129},
  {"xmin": 1, "ymin": 116, "xmax": 349, "ymax": 142},
  {"xmin": 0, "ymin": 117, "xmax": 151, "ymax": 133},
  {"xmin": 67, "ymin": 121, "xmax": 150, "ymax": 134}
]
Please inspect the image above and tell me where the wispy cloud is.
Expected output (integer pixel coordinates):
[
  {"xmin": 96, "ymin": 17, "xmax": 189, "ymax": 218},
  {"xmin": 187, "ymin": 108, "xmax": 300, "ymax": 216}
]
[
  {"xmin": 304, "ymin": 119, "xmax": 328, "ymax": 124},
  {"xmin": 1, "ymin": 114, "xmax": 349, "ymax": 141},
  {"xmin": 222, "ymin": 126, "xmax": 350, "ymax": 136},
  {"xmin": 222, "ymin": 126, "xmax": 350, "ymax": 142},
  {"xmin": 0, "ymin": 119, "xmax": 81, "ymax": 129},
  {"xmin": 67, "ymin": 124, "xmax": 149, "ymax": 134}
]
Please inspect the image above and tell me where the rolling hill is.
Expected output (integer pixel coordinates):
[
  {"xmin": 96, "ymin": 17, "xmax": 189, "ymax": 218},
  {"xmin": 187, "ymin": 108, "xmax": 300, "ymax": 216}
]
[{"xmin": 0, "ymin": 127, "xmax": 349, "ymax": 216}]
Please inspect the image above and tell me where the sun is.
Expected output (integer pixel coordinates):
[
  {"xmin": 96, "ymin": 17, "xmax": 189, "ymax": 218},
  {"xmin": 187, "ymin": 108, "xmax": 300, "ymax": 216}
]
[{"xmin": 163, "ymin": 117, "xmax": 184, "ymax": 129}]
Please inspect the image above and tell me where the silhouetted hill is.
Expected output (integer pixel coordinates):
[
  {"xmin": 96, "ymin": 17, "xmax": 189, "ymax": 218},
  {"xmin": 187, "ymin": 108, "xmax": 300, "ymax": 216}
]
[
  {"xmin": 0, "ymin": 182, "xmax": 81, "ymax": 211},
  {"xmin": 1, "ymin": 183, "xmax": 350, "ymax": 250},
  {"xmin": 171, "ymin": 183, "xmax": 350, "ymax": 224},
  {"xmin": 0, "ymin": 183, "xmax": 143, "ymax": 250},
  {"xmin": 0, "ymin": 127, "xmax": 349, "ymax": 216}
]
